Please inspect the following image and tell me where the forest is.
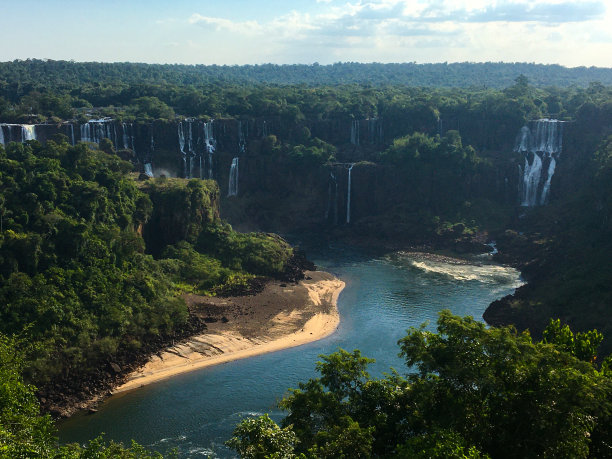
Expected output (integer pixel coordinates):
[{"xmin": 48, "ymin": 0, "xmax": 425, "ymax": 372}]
[{"xmin": 1, "ymin": 60, "xmax": 612, "ymax": 456}]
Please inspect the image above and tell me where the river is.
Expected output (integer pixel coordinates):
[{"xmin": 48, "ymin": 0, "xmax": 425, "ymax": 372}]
[{"xmin": 58, "ymin": 241, "xmax": 522, "ymax": 457}]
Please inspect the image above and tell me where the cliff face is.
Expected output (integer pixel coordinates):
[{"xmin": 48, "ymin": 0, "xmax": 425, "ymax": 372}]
[
  {"xmin": 6, "ymin": 109, "xmax": 608, "ymax": 240},
  {"xmin": 139, "ymin": 178, "xmax": 220, "ymax": 256}
]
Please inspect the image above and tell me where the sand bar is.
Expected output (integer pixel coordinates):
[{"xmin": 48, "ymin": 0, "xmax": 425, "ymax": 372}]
[{"xmin": 114, "ymin": 271, "xmax": 344, "ymax": 393}]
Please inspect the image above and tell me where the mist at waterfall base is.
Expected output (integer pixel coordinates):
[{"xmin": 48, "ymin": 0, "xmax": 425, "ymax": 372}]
[{"xmin": 58, "ymin": 241, "xmax": 522, "ymax": 458}]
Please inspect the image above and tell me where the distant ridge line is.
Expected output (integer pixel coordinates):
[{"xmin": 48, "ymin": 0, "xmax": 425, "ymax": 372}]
[{"xmin": 1, "ymin": 59, "xmax": 612, "ymax": 88}]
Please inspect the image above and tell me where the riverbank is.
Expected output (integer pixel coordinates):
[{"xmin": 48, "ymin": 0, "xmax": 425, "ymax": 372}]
[{"xmin": 114, "ymin": 270, "xmax": 344, "ymax": 393}]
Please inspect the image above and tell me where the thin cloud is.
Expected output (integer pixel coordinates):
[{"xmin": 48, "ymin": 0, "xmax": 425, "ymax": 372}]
[
  {"xmin": 466, "ymin": 1, "xmax": 606, "ymax": 23},
  {"xmin": 184, "ymin": 0, "xmax": 610, "ymax": 65}
]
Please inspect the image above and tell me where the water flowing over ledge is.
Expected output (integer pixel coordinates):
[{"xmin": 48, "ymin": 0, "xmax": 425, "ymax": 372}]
[{"xmin": 515, "ymin": 119, "xmax": 564, "ymax": 206}]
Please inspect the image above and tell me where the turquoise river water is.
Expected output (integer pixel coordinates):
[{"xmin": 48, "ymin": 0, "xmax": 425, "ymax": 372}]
[{"xmin": 58, "ymin": 241, "xmax": 522, "ymax": 457}]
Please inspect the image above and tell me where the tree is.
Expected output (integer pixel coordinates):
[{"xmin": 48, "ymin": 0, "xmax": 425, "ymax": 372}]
[
  {"xmin": 0, "ymin": 333, "xmax": 165, "ymax": 457},
  {"xmin": 226, "ymin": 414, "xmax": 299, "ymax": 459},
  {"xmin": 228, "ymin": 312, "xmax": 612, "ymax": 458}
]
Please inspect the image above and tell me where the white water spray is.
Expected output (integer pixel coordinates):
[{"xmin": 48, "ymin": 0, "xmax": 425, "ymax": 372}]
[
  {"xmin": 515, "ymin": 119, "xmax": 563, "ymax": 206},
  {"xmin": 228, "ymin": 158, "xmax": 239, "ymax": 197}
]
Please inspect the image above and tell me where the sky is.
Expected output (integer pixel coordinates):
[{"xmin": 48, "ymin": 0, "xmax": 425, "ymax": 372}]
[{"xmin": 1, "ymin": 0, "xmax": 611, "ymax": 67}]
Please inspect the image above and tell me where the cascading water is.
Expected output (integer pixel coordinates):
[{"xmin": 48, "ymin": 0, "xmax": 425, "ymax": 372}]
[
  {"xmin": 69, "ymin": 124, "xmax": 75, "ymax": 145},
  {"xmin": 228, "ymin": 157, "xmax": 239, "ymax": 197},
  {"xmin": 0, "ymin": 124, "xmax": 5, "ymax": 146},
  {"xmin": 520, "ymin": 153, "xmax": 543, "ymax": 207},
  {"xmin": 122, "ymin": 123, "xmax": 136, "ymax": 150},
  {"xmin": 203, "ymin": 121, "xmax": 215, "ymax": 179},
  {"xmin": 144, "ymin": 163, "xmax": 154, "ymax": 178},
  {"xmin": 515, "ymin": 119, "xmax": 563, "ymax": 206},
  {"xmin": 178, "ymin": 120, "xmax": 201, "ymax": 179},
  {"xmin": 187, "ymin": 122, "xmax": 194, "ymax": 178},
  {"xmin": 80, "ymin": 119, "xmax": 115, "ymax": 145},
  {"xmin": 540, "ymin": 157, "xmax": 556, "ymax": 206},
  {"xmin": 350, "ymin": 120, "xmax": 360, "ymax": 145},
  {"xmin": 178, "ymin": 122, "xmax": 188, "ymax": 178},
  {"xmin": 346, "ymin": 163, "xmax": 355, "ymax": 223},
  {"xmin": 21, "ymin": 125, "xmax": 36, "ymax": 141}
]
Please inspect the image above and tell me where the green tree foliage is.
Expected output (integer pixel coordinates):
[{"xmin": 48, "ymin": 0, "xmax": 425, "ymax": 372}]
[
  {"xmin": 128, "ymin": 96, "xmax": 175, "ymax": 120},
  {"xmin": 0, "ymin": 333, "xmax": 162, "ymax": 457},
  {"xmin": 0, "ymin": 335, "xmax": 57, "ymax": 456},
  {"xmin": 0, "ymin": 137, "xmax": 293, "ymax": 396},
  {"xmin": 197, "ymin": 223, "xmax": 293, "ymax": 277},
  {"xmin": 287, "ymin": 138, "xmax": 336, "ymax": 166},
  {"xmin": 226, "ymin": 414, "xmax": 300, "ymax": 459},
  {"xmin": 228, "ymin": 312, "xmax": 612, "ymax": 458}
]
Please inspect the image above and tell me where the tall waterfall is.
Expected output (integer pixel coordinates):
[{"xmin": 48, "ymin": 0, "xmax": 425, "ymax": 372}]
[
  {"xmin": 203, "ymin": 121, "xmax": 215, "ymax": 179},
  {"xmin": 0, "ymin": 124, "xmax": 37, "ymax": 144},
  {"xmin": 69, "ymin": 124, "xmax": 75, "ymax": 145},
  {"xmin": 515, "ymin": 119, "xmax": 563, "ymax": 206},
  {"xmin": 121, "ymin": 122, "xmax": 137, "ymax": 152},
  {"xmin": 80, "ymin": 119, "xmax": 116, "ymax": 144},
  {"xmin": 350, "ymin": 120, "xmax": 360, "ymax": 145},
  {"xmin": 346, "ymin": 163, "xmax": 355, "ymax": 223},
  {"xmin": 22, "ymin": 125, "xmax": 36, "ymax": 141},
  {"xmin": 178, "ymin": 121, "xmax": 192, "ymax": 178},
  {"xmin": 179, "ymin": 119, "xmax": 215, "ymax": 179},
  {"xmin": 228, "ymin": 157, "xmax": 239, "ymax": 197}
]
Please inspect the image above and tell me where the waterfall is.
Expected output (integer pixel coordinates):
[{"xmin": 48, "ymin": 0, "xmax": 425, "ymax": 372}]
[
  {"xmin": 346, "ymin": 164, "xmax": 355, "ymax": 223},
  {"xmin": 179, "ymin": 120, "xmax": 199, "ymax": 178},
  {"xmin": 80, "ymin": 119, "xmax": 114, "ymax": 145},
  {"xmin": 540, "ymin": 157, "xmax": 556, "ymax": 205},
  {"xmin": 203, "ymin": 120, "xmax": 215, "ymax": 179},
  {"xmin": 208, "ymin": 152, "xmax": 214, "ymax": 179},
  {"xmin": 350, "ymin": 120, "xmax": 360, "ymax": 145},
  {"xmin": 228, "ymin": 157, "xmax": 239, "ymax": 197},
  {"xmin": 22, "ymin": 125, "xmax": 36, "ymax": 141},
  {"xmin": 144, "ymin": 163, "xmax": 154, "ymax": 178},
  {"xmin": 178, "ymin": 122, "xmax": 188, "ymax": 178},
  {"xmin": 515, "ymin": 119, "xmax": 563, "ymax": 206},
  {"xmin": 69, "ymin": 124, "xmax": 75, "ymax": 145},
  {"xmin": 0, "ymin": 124, "xmax": 5, "ymax": 146},
  {"xmin": 122, "ymin": 123, "xmax": 135, "ymax": 150},
  {"xmin": 520, "ymin": 153, "xmax": 543, "ymax": 207},
  {"xmin": 188, "ymin": 122, "xmax": 194, "ymax": 178}
]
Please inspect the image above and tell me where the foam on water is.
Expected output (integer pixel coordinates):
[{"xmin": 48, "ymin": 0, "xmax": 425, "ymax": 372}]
[{"xmin": 392, "ymin": 252, "xmax": 523, "ymax": 287}]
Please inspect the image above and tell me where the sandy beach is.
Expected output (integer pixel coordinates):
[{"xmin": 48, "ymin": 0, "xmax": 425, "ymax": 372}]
[{"xmin": 114, "ymin": 271, "xmax": 344, "ymax": 393}]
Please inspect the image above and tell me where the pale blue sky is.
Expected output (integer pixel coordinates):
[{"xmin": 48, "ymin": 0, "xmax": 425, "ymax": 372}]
[{"xmin": 1, "ymin": 0, "xmax": 611, "ymax": 66}]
